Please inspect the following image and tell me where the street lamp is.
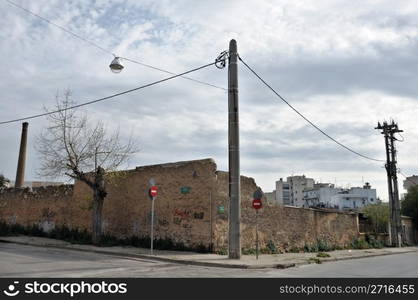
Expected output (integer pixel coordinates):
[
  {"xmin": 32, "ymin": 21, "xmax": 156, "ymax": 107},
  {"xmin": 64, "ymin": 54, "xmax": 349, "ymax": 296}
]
[{"xmin": 109, "ymin": 57, "xmax": 124, "ymax": 73}]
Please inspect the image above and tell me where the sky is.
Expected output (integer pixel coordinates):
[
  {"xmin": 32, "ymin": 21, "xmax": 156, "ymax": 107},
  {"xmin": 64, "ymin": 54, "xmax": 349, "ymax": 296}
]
[{"xmin": 1, "ymin": 0, "xmax": 418, "ymax": 200}]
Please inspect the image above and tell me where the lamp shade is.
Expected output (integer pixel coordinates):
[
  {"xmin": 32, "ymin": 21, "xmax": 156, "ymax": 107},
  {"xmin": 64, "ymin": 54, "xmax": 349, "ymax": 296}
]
[{"xmin": 109, "ymin": 57, "xmax": 124, "ymax": 73}]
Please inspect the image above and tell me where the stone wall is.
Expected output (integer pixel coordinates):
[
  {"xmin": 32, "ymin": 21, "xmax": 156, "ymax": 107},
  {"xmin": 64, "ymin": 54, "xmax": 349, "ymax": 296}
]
[
  {"xmin": 73, "ymin": 158, "xmax": 217, "ymax": 248},
  {"xmin": 212, "ymin": 171, "xmax": 359, "ymax": 252},
  {"xmin": 0, "ymin": 185, "xmax": 74, "ymax": 232},
  {"xmin": 0, "ymin": 158, "xmax": 361, "ymax": 252}
]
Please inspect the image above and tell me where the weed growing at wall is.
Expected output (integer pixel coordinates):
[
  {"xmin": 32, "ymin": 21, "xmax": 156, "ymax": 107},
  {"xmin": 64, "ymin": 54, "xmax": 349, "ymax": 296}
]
[
  {"xmin": 364, "ymin": 234, "xmax": 384, "ymax": 248},
  {"xmin": 0, "ymin": 221, "xmax": 46, "ymax": 237},
  {"xmin": 49, "ymin": 226, "xmax": 92, "ymax": 244},
  {"xmin": 266, "ymin": 240, "xmax": 278, "ymax": 254},
  {"xmin": 350, "ymin": 238, "xmax": 370, "ymax": 249},
  {"xmin": 0, "ymin": 221, "xmax": 26, "ymax": 236},
  {"xmin": 215, "ymin": 248, "xmax": 227, "ymax": 255},
  {"xmin": 303, "ymin": 239, "xmax": 337, "ymax": 252},
  {"xmin": 0, "ymin": 221, "xmax": 210, "ymax": 253}
]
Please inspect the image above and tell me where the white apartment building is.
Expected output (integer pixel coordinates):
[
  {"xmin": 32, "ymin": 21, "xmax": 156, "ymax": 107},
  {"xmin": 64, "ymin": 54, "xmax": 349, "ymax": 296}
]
[
  {"xmin": 304, "ymin": 183, "xmax": 377, "ymax": 211},
  {"xmin": 276, "ymin": 175, "xmax": 314, "ymax": 206}
]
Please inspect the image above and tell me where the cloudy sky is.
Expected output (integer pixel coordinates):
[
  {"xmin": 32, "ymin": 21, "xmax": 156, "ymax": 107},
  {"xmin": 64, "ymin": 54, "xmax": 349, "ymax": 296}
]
[{"xmin": 1, "ymin": 0, "xmax": 417, "ymax": 199}]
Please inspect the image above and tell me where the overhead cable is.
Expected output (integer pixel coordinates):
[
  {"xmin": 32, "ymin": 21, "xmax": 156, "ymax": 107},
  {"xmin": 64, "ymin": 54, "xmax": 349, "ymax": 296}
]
[
  {"xmin": 0, "ymin": 61, "xmax": 218, "ymax": 125},
  {"xmin": 398, "ymin": 170, "xmax": 418, "ymax": 186},
  {"xmin": 4, "ymin": 0, "xmax": 226, "ymax": 91},
  {"xmin": 238, "ymin": 55, "xmax": 385, "ymax": 162}
]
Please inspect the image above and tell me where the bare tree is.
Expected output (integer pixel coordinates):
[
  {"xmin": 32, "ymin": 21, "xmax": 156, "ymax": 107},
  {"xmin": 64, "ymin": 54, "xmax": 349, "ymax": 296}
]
[
  {"xmin": 0, "ymin": 174, "xmax": 10, "ymax": 189},
  {"xmin": 36, "ymin": 90, "xmax": 137, "ymax": 244}
]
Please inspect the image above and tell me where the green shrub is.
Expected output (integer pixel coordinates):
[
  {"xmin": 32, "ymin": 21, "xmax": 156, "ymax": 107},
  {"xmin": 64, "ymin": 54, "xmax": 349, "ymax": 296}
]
[
  {"xmin": 216, "ymin": 248, "xmax": 227, "ymax": 255},
  {"xmin": 304, "ymin": 243, "xmax": 318, "ymax": 252},
  {"xmin": 98, "ymin": 234, "xmax": 119, "ymax": 246},
  {"xmin": 351, "ymin": 238, "xmax": 370, "ymax": 249},
  {"xmin": 49, "ymin": 226, "xmax": 92, "ymax": 244},
  {"xmin": 317, "ymin": 239, "xmax": 333, "ymax": 252},
  {"xmin": 266, "ymin": 240, "xmax": 278, "ymax": 254},
  {"xmin": 365, "ymin": 234, "xmax": 384, "ymax": 249},
  {"xmin": 242, "ymin": 248, "xmax": 256, "ymax": 255},
  {"xmin": 195, "ymin": 243, "xmax": 209, "ymax": 253},
  {"xmin": 303, "ymin": 240, "xmax": 336, "ymax": 252}
]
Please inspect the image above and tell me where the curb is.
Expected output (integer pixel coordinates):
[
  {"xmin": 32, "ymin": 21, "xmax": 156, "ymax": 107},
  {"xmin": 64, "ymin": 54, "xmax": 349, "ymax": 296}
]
[
  {"xmin": 0, "ymin": 239, "xmax": 255, "ymax": 269},
  {"xmin": 318, "ymin": 249, "xmax": 418, "ymax": 264},
  {"xmin": 1, "ymin": 238, "xmax": 417, "ymax": 270}
]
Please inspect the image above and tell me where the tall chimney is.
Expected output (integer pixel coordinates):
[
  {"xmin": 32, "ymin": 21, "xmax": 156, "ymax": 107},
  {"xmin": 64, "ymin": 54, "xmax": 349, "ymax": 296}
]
[{"xmin": 15, "ymin": 122, "xmax": 29, "ymax": 188}]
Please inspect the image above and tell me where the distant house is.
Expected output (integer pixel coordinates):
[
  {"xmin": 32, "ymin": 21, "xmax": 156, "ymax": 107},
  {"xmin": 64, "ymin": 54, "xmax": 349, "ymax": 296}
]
[
  {"xmin": 275, "ymin": 175, "xmax": 314, "ymax": 206},
  {"xmin": 304, "ymin": 182, "xmax": 377, "ymax": 211},
  {"xmin": 403, "ymin": 175, "xmax": 418, "ymax": 191}
]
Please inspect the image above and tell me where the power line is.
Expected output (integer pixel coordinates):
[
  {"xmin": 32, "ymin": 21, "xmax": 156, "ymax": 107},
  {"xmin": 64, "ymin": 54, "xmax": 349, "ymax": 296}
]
[
  {"xmin": 4, "ymin": 0, "xmax": 112, "ymax": 55},
  {"xmin": 121, "ymin": 57, "xmax": 227, "ymax": 91},
  {"xmin": 0, "ymin": 61, "xmax": 218, "ymax": 125},
  {"xmin": 4, "ymin": 0, "xmax": 227, "ymax": 92},
  {"xmin": 238, "ymin": 55, "xmax": 385, "ymax": 162}
]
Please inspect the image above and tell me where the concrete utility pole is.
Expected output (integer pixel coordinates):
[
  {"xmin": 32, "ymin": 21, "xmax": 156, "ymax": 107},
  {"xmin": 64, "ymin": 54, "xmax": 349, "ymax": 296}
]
[
  {"xmin": 15, "ymin": 122, "xmax": 29, "ymax": 188},
  {"xmin": 375, "ymin": 121, "xmax": 403, "ymax": 247},
  {"xmin": 228, "ymin": 39, "xmax": 241, "ymax": 259}
]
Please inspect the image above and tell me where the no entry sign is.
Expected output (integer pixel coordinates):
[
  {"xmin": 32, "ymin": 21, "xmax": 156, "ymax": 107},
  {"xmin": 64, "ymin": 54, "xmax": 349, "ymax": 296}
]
[
  {"xmin": 252, "ymin": 199, "xmax": 262, "ymax": 210},
  {"xmin": 149, "ymin": 186, "xmax": 158, "ymax": 198}
]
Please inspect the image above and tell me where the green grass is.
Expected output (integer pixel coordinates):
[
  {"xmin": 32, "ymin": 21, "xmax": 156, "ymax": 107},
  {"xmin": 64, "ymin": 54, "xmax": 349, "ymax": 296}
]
[
  {"xmin": 308, "ymin": 257, "xmax": 322, "ymax": 264},
  {"xmin": 316, "ymin": 252, "xmax": 331, "ymax": 258}
]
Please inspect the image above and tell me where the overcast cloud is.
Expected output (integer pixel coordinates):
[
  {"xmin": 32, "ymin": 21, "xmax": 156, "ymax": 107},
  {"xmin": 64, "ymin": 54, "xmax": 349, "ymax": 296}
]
[{"xmin": 1, "ymin": 0, "xmax": 417, "ymax": 199}]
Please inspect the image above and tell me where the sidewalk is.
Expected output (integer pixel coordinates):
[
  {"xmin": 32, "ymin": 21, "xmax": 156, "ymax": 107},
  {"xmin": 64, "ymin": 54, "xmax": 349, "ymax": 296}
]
[{"xmin": 1, "ymin": 235, "xmax": 417, "ymax": 269}]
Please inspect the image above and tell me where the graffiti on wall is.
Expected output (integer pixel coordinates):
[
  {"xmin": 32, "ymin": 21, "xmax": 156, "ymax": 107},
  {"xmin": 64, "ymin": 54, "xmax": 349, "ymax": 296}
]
[
  {"xmin": 172, "ymin": 208, "xmax": 205, "ymax": 226},
  {"xmin": 174, "ymin": 208, "xmax": 191, "ymax": 220},
  {"xmin": 41, "ymin": 208, "xmax": 55, "ymax": 222},
  {"xmin": 193, "ymin": 212, "xmax": 204, "ymax": 219}
]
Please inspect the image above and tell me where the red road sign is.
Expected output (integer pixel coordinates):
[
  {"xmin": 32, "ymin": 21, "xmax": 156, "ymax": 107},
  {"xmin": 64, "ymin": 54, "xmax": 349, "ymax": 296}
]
[
  {"xmin": 252, "ymin": 199, "xmax": 262, "ymax": 210},
  {"xmin": 149, "ymin": 186, "xmax": 158, "ymax": 198}
]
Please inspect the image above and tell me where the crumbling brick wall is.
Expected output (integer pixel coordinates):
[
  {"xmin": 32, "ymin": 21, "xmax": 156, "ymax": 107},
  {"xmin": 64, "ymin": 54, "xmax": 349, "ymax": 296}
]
[
  {"xmin": 72, "ymin": 158, "xmax": 218, "ymax": 248},
  {"xmin": 0, "ymin": 185, "xmax": 74, "ymax": 231},
  {"xmin": 0, "ymin": 158, "xmax": 360, "ymax": 251},
  {"xmin": 213, "ymin": 171, "xmax": 359, "ymax": 252}
]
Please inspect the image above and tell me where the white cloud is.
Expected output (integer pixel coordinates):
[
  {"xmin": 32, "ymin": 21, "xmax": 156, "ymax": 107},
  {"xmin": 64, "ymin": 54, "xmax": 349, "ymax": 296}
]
[{"xmin": 0, "ymin": 0, "xmax": 417, "ymax": 200}]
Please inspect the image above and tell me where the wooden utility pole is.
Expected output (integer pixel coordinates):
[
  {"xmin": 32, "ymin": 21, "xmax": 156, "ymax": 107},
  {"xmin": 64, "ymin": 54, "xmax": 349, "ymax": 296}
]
[
  {"xmin": 375, "ymin": 120, "xmax": 403, "ymax": 247},
  {"xmin": 228, "ymin": 39, "xmax": 241, "ymax": 259}
]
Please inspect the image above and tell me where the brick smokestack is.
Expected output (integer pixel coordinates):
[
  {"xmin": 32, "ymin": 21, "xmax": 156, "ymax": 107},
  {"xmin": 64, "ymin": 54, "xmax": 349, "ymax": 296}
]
[{"xmin": 15, "ymin": 122, "xmax": 29, "ymax": 188}]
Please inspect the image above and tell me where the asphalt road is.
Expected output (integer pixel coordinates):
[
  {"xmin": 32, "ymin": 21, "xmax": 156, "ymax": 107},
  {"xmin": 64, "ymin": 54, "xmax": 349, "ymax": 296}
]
[{"xmin": 0, "ymin": 242, "xmax": 417, "ymax": 277}]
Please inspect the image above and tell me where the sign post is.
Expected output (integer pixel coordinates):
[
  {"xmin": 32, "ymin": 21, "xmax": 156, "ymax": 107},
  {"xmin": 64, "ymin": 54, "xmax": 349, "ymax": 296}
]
[
  {"xmin": 149, "ymin": 181, "xmax": 158, "ymax": 255},
  {"xmin": 256, "ymin": 208, "xmax": 259, "ymax": 260},
  {"xmin": 253, "ymin": 189, "xmax": 263, "ymax": 260}
]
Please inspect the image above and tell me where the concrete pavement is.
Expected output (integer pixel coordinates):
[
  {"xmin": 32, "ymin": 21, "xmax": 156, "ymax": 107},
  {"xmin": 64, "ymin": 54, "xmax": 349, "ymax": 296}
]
[{"xmin": 1, "ymin": 235, "xmax": 417, "ymax": 269}]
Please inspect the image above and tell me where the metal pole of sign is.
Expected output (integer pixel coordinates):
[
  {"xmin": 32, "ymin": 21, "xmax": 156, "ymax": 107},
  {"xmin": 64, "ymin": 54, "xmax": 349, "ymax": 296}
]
[
  {"xmin": 256, "ymin": 209, "xmax": 259, "ymax": 260},
  {"xmin": 150, "ymin": 196, "xmax": 155, "ymax": 255}
]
